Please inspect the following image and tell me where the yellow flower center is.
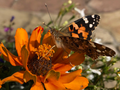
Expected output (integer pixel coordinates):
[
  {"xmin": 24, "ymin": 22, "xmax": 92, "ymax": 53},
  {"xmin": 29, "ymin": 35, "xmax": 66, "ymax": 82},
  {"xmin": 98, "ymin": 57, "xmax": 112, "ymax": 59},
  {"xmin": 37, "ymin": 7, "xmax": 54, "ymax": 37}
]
[
  {"xmin": 27, "ymin": 44, "xmax": 55, "ymax": 76},
  {"xmin": 35, "ymin": 44, "xmax": 55, "ymax": 60}
]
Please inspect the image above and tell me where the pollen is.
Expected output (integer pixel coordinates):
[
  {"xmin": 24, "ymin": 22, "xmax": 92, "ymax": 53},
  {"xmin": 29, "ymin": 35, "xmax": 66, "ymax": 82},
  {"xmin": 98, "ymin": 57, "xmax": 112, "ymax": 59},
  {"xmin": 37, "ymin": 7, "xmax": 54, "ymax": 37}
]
[
  {"xmin": 35, "ymin": 44, "xmax": 55, "ymax": 60},
  {"xmin": 27, "ymin": 44, "xmax": 55, "ymax": 76}
]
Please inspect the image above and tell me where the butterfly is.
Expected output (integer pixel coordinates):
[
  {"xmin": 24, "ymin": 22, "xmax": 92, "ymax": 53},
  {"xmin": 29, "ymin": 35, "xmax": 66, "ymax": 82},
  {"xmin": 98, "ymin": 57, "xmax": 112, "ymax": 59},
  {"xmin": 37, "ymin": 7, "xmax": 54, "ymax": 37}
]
[{"xmin": 50, "ymin": 14, "xmax": 116, "ymax": 60}]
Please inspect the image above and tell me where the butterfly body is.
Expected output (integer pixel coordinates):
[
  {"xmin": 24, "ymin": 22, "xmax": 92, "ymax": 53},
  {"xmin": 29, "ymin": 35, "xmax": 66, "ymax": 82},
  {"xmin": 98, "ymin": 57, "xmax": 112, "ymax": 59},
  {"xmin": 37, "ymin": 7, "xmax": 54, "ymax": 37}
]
[{"xmin": 50, "ymin": 14, "xmax": 116, "ymax": 59}]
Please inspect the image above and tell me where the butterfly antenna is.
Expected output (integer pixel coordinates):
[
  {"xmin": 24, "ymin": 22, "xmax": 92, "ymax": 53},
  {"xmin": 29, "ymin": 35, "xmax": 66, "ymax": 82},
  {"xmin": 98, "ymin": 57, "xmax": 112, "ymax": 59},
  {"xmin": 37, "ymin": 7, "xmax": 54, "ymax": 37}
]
[{"xmin": 45, "ymin": 3, "xmax": 54, "ymax": 26}]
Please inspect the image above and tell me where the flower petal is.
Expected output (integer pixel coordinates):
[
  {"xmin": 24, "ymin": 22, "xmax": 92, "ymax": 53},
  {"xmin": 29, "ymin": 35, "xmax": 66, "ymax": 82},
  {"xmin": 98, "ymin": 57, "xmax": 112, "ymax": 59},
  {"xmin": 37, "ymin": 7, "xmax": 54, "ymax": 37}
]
[
  {"xmin": 59, "ymin": 69, "xmax": 82, "ymax": 83},
  {"xmin": 45, "ymin": 80, "xmax": 66, "ymax": 90},
  {"xmin": 29, "ymin": 26, "xmax": 43, "ymax": 53},
  {"xmin": 21, "ymin": 45, "xmax": 29, "ymax": 70},
  {"xmin": 45, "ymin": 70, "xmax": 60, "ymax": 81},
  {"xmin": 30, "ymin": 81, "xmax": 44, "ymax": 90},
  {"xmin": 52, "ymin": 63, "xmax": 72, "ymax": 74},
  {"xmin": 0, "ymin": 71, "xmax": 24, "ymax": 88},
  {"xmin": 0, "ymin": 43, "xmax": 22, "ymax": 66},
  {"xmin": 15, "ymin": 28, "xmax": 28, "ymax": 57},
  {"xmin": 52, "ymin": 48, "xmax": 71, "ymax": 64},
  {"xmin": 64, "ymin": 76, "xmax": 89, "ymax": 90},
  {"xmin": 0, "ymin": 80, "xmax": 2, "ymax": 88},
  {"xmin": 23, "ymin": 71, "xmax": 37, "ymax": 84},
  {"xmin": 65, "ymin": 52, "xmax": 85, "ymax": 65},
  {"xmin": 42, "ymin": 30, "xmax": 55, "ymax": 46},
  {"xmin": 44, "ymin": 70, "xmax": 66, "ymax": 90}
]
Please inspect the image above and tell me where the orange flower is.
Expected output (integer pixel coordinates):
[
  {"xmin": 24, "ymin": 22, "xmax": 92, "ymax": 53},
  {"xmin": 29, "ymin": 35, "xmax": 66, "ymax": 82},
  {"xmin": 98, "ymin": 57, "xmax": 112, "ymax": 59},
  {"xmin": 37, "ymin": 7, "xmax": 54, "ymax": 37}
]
[{"xmin": 0, "ymin": 26, "xmax": 88, "ymax": 90}]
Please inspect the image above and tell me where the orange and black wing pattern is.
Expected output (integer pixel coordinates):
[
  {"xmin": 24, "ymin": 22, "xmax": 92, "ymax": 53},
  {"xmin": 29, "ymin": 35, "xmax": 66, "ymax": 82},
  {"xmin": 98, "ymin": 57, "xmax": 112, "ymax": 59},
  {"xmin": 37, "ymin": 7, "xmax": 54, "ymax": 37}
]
[
  {"xmin": 68, "ymin": 15, "xmax": 100, "ymax": 40},
  {"xmin": 59, "ymin": 14, "xmax": 115, "ymax": 59}
]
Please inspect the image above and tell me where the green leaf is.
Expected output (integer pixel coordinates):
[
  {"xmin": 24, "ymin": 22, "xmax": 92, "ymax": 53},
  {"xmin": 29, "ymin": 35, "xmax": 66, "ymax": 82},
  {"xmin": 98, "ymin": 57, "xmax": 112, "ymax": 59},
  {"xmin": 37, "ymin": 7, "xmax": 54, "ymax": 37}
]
[{"xmin": 68, "ymin": 15, "xmax": 75, "ymax": 21}]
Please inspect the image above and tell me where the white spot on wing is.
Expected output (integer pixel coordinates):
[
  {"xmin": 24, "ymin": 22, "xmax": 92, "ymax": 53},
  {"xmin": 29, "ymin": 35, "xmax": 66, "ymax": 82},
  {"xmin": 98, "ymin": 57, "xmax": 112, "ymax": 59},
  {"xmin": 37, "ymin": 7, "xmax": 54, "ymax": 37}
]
[
  {"xmin": 92, "ymin": 15, "xmax": 95, "ymax": 18},
  {"xmin": 93, "ymin": 22, "xmax": 95, "ymax": 24},
  {"xmin": 89, "ymin": 24, "xmax": 93, "ymax": 28},
  {"xmin": 83, "ymin": 17, "xmax": 89, "ymax": 23},
  {"xmin": 96, "ymin": 49, "xmax": 101, "ymax": 53},
  {"xmin": 89, "ymin": 41, "xmax": 96, "ymax": 47}
]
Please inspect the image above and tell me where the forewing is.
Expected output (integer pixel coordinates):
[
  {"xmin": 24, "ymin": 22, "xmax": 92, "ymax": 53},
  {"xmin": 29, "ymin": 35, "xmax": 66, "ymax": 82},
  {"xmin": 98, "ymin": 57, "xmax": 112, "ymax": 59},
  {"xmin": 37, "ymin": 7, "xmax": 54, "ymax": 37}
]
[{"xmin": 68, "ymin": 15, "xmax": 100, "ymax": 40}]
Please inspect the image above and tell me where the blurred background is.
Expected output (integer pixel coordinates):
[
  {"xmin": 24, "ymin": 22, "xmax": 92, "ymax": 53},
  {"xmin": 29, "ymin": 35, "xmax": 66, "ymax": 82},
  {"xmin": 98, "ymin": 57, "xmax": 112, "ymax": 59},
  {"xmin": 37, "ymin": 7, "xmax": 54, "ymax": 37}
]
[
  {"xmin": 0, "ymin": 0, "xmax": 120, "ymax": 89},
  {"xmin": 0, "ymin": 0, "xmax": 120, "ymax": 54}
]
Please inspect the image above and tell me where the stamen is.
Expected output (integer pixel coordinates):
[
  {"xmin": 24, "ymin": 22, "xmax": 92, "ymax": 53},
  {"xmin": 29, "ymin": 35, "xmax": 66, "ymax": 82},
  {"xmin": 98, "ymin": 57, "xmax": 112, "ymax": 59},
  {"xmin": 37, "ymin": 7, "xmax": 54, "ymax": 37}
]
[
  {"xmin": 27, "ymin": 44, "xmax": 55, "ymax": 76},
  {"xmin": 35, "ymin": 44, "xmax": 55, "ymax": 60}
]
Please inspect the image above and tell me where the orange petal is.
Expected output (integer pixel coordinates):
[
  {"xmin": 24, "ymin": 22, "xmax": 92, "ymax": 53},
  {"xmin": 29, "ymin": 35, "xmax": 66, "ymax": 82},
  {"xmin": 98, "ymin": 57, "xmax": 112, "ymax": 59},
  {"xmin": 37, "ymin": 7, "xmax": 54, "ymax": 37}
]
[
  {"xmin": 65, "ymin": 52, "xmax": 85, "ymax": 65},
  {"xmin": 30, "ymin": 81, "xmax": 44, "ymax": 90},
  {"xmin": 0, "ymin": 71, "xmax": 24, "ymax": 88},
  {"xmin": 44, "ymin": 70, "xmax": 65, "ymax": 90},
  {"xmin": 0, "ymin": 80, "xmax": 2, "ymax": 88},
  {"xmin": 21, "ymin": 45, "xmax": 29, "ymax": 70},
  {"xmin": 44, "ymin": 80, "xmax": 66, "ymax": 90},
  {"xmin": 0, "ymin": 43, "xmax": 22, "ymax": 66},
  {"xmin": 45, "ymin": 70, "xmax": 60, "ymax": 81},
  {"xmin": 14, "ymin": 28, "xmax": 28, "ymax": 57},
  {"xmin": 52, "ymin": 48, "xmax": 71, "ymax": 64},
  {"xmin": 42, "ymin": 30, "xmax": 55, "ymax": 46},
  {"xmin": 23, "ymin": 71, "xmax": 37, "ymax": 84},
  {"xmin": 64, "ymin": 76, "xmax": 89, "ymax": 90},
  {"xmin": 52, "ymin": 63, "xmax": 72, "ymax": 74},
  {"xmin": 59, "ymin": 69, "xmax": 82, "ymax": 83},
  {"xmin": 29, "ymin": 26, "xmax": 43, "ymax": 53}
]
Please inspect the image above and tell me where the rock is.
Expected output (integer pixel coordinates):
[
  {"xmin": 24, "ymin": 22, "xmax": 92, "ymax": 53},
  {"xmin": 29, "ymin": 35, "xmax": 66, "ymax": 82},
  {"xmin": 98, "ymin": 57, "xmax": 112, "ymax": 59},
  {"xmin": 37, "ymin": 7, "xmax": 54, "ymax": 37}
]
[
  {"xmin": 104, "ymin": 80, "xmax": 117, "ymax": 89},
  {"xmin": 88, "ymin": 0, "xmax": 120, "ymax": 13},
  {"xmin": 99, "ymin": 10, "xmax": 120, "ymax": 43},
  {"xmin": 93, "ymin": 27, "xmax": 114, "ymax": 43}
]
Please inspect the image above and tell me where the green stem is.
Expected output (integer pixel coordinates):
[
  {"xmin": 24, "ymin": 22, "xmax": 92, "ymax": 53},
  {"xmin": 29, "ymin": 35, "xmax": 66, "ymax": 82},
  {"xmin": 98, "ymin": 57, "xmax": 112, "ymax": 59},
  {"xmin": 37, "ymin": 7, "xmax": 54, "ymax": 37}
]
[{"xmin": 58, "ymin": 15, "xmax": 63, "ymax": 28}]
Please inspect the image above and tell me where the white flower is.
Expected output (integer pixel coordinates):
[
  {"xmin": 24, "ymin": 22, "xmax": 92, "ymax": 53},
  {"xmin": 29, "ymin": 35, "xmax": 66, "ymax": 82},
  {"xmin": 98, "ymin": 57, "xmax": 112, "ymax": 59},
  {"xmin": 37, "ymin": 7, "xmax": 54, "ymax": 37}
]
[
  {"xmin": 74, "ymin": 7, "xmax": 85, "ymax": 17},
  {"xmin": 11, "ymin": 83, "xmax": 24, "ymax": 89},
  {"xmin": 87, "ymin": 65, "xmax": 101, "ymax": 75},
  {"xmin": 106, "ymin": 56, "xmax": 111, "ymax": 62},
  {"xmin": 87, "ymin": 74, "xmax": 94, "ymax": 80},
  {"xmin": 118, "ymin": 73, "xmax": 120, "ymax": 77},
  {"xmin": 90, "ymin": 68, "xmax": 101, "ymax": 75}
]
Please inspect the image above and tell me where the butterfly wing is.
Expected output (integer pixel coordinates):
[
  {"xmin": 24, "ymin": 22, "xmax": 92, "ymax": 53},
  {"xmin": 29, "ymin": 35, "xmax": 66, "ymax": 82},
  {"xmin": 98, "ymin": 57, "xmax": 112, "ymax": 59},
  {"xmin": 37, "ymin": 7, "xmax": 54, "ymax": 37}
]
[
  {"xmin": 60, "ymin": 36, "xmax": 116, "ymax": 60},
  {"xmin": 50, "ymin": 14, "xmax": 115, "ymax": 59},
  {"xmin": 68, "ymin": 14, "xmax": 100, "ymax": 40},
  {"xmin": 53, "ymin": 14, "xmax": 100, "ymax": 39}
]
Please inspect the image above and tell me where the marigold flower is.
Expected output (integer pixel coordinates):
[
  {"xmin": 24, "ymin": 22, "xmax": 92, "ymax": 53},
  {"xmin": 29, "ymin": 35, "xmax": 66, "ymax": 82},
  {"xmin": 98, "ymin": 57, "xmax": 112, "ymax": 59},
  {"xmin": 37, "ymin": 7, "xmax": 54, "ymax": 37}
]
[{"xmin": 0, "ymin": 26, "xmax": 88, "ymax": 90}]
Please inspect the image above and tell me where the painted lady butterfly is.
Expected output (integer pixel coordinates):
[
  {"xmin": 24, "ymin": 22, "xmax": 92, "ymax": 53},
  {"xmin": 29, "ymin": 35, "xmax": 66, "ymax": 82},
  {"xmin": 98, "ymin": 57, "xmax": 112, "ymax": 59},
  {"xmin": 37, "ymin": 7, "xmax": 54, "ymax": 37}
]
[{"xmin": 50, "ymin": 14, "xmax": 116, "ymax": 60}]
